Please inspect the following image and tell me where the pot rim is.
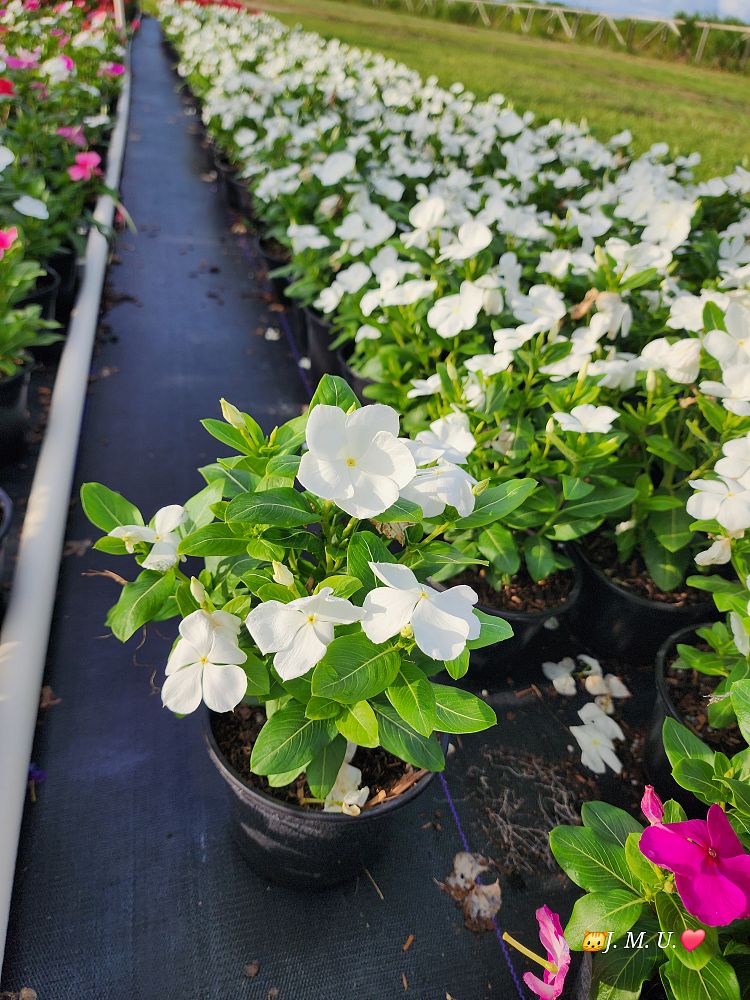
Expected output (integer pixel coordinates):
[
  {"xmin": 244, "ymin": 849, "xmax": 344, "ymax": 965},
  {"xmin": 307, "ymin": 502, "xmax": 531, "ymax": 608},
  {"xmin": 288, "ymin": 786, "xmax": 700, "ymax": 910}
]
[
  {"xmin": 204, "ymin": 709, "xmax": 442, "ymax": 824},
  {"xmin": 573, "ymin": 541, "xmax": 710, "ymax": 614},
  {"xmin": 0, "ymin": 487, "xmax": 13, "ymax": 542},
  {"xmin": 654, "ymin": 622, "xmax": 713, "ymax": 726},
  {"xmin": 432, "ymin": 558, "xmax": 582, "ymax": 624}
]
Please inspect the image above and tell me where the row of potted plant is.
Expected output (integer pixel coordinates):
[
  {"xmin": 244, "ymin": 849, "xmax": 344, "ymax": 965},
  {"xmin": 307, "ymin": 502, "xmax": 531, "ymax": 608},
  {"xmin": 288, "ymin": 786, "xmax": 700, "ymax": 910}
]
[
  {"xmin": 0, "ymin": 0, "xmax": 127, "ymax": 463},
  {"xmin": 159, "ymin": 0, "xmax": 750, "ymax": 665}
]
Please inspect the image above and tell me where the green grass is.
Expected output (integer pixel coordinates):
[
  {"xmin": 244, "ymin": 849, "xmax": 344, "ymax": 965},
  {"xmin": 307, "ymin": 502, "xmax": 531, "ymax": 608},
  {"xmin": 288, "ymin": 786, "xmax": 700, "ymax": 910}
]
[{"xmin": 256, "ymin": 0, "xmax": 750, "ymax": 179}]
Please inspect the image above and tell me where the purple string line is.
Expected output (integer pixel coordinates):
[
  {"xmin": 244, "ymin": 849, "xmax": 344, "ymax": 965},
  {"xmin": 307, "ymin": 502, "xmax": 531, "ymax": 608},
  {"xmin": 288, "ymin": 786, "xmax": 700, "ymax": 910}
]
[
  {"xmin": 231, "ymin": 199, "xmax": 528, "ymax": 1000},
  {"xmin": 439, "ymin": 773, "xmax": 528, "ymax": 999}
]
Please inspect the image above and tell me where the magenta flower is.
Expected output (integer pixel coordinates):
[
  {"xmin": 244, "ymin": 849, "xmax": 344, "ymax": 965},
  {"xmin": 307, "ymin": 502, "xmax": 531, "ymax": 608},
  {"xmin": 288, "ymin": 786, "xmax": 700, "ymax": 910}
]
[
  {"xmin": 502, "ymin": 905, "xmax": 570, "ymax": 1000},
  {"xmin": 57, "ymin": 125, "xmax": 86, "ymax": 147},
  {"xmin": 67, "ymin": 151, "xmax": 101, "ymax": 182},
  {"xmin": 99, "ymin": 62, "xmax": 125, "ymax": 78},
  {"xmin": 640, "ymin": 804, "xmax": 750, "ymax": 926},
  {"xmin": 641, "ymin": 785, "xmax": 664, "ymax": 825},
  {"xmin": 0, "ymin": 226, "xmax": 18, "ymax": 259},
  {"xmin": 4, "ymin": 50, "xmax": 39, "ymax": 70}
]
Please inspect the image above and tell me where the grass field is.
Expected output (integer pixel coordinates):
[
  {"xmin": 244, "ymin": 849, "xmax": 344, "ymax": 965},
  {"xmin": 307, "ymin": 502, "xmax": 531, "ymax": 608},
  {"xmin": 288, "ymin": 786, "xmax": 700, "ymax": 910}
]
[{"xmin": 256, "ymin": 0, "xmax": 750, "ymax": 179}]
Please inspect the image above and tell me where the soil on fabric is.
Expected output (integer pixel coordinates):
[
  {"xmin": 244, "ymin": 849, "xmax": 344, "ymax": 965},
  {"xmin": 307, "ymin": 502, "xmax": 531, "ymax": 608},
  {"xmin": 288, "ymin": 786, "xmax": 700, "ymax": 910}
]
[
  {"xmin": 584, "ymin": 533, "xmax": 707, "ymax": 606},
  {"xmin": 212, "ymin": 706, "xmax": 427, "ymax": 809},
  {"xmin": 665, "ymin": 653, "xmax": 744, "ymax": 754},
  {"xmin": 451, "ymin": 567, "xmax": 575, "ymax": 614}
]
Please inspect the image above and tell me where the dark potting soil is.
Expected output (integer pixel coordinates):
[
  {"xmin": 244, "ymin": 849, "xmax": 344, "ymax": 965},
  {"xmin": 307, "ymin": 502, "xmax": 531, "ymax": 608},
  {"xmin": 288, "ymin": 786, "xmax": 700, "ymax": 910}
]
[
  {"xmin": 259, "ymin": 235, "xmax": 289, "ymax": 263},
  {"xmin": 451, "ymin": 567, "xmax": 575, "ymax": 613},
  {"xmin": 665, "ymin": 655, "xmax": 744, "ymax": 754},
  {"xmin": 213, "ymin": 706, "xmax": 427, "ymax": 809},
  {"xmin": 585, "ymin": 533, "xmax": 706, "ymax": 606}
]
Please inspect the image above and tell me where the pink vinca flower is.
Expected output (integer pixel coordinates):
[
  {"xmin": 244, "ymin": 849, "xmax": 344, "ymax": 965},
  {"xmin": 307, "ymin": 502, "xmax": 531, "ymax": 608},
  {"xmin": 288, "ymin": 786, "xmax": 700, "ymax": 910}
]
[
  {"xmin": 640, "ymin": 804, "xmax": 750, "ymax": 926},
  {"xmin": 641, "ymin": 785, "xmax": 664, "ymax": 825},
  {"xmin": 57, "ymin": 125, "xmax": 86, "ymax": 147},
  {"xmin": 67, "ymin": 151, "xmax": 101, "ymax": 182},
  {"xmin": 522, "ymin": 906, "xmax": 570, "ymax": 1000},
  {"xmin": 98, "ymin": 62, "xmax": 125, "ymax": 78},
  {"xmin": 4, "ymin": 50, "xmax": 39, "ymax": 70},
  {"xmin": 0, "ymin": 226, "xmax": 18, "ymax": 259}
]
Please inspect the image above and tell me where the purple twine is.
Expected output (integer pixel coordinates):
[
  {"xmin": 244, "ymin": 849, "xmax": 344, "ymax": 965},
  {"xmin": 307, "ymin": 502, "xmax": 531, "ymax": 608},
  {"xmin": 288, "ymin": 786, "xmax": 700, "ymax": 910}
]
[{"xmin": 439, "ymin": 773, "xmax": 527, "ymax": 999}]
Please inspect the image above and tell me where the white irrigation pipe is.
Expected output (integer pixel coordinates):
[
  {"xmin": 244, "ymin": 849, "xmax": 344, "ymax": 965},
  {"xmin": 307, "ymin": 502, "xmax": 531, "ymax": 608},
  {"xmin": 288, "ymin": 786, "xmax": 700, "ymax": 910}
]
[{"xmin": 0, "ymin": 66, "xmax": 132, "ymax": 962}]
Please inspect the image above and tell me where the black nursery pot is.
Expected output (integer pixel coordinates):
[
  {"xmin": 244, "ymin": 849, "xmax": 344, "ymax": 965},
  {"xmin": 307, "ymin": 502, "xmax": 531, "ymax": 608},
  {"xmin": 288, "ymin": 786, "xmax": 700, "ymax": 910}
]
[
  {"xmin": 18, "ymin": 266, "xmax": 61, "ymax": 321},
  {"xmin": 567, "ymin": 544, "xmax": 716, "ymax": 663},
  {"xmin": 257, "ymin": 242, "xmax": 308, "ymax": 356},
  {"xmin": 205, "ymin": 713, "xmax": 441, "ymax": 889},
  {"xmin": 49, "ymin": 247, "xmax": 81, "ymax": 327},
  {"xmin": 645, "ymin": 624, "xmax": 712, "ymax": 816},
  {"xmin": 0, "ymin": 367, "xmax": 31, "ymax": 464},
  {"xmin": 0, "ymin": 487, "xmax": 13, "ymax": 591},
  {"xmin": 434, "ymin": 564, "xmax": 582, "ymax": 674},
  {"xmin": 337, "ymin": 347, "xmax": 374, "ymax": 404},
  {"xmin": 304, "ymin": 307, "xmax": 342, "ymax": 385}
]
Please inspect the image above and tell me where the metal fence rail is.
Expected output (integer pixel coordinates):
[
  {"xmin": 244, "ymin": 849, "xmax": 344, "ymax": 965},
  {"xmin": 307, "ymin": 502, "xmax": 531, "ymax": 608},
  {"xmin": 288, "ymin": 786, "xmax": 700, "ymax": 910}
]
[{"xmin": 370, "ymin": 0, "xmax": 750, "ymax": 67}]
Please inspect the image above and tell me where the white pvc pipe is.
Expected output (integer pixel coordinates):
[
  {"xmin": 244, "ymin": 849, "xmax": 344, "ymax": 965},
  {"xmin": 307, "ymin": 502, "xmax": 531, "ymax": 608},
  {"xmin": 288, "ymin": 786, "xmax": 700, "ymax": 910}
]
[{"xmin": 0, "ymin": 67, "xmax": 132, "ymax": 963}]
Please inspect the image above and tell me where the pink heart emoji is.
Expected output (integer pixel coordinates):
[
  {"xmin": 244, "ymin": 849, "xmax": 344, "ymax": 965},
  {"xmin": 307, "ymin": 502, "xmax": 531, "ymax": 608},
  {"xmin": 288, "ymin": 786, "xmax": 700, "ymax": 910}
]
[{"xmin": 681, "ymin": 929, "xmax": 705, "ymax": 951}]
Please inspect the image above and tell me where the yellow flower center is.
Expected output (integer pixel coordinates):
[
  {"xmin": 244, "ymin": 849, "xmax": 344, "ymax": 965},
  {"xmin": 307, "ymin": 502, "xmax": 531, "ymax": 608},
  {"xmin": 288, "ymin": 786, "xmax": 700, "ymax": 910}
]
[
  {"xmin": 346, "ymin": 456, "xmax": 357, "ymax": 467},
  {"xmin": 307, "ymin": 614, "xmax": 318, "ymax": 623}
]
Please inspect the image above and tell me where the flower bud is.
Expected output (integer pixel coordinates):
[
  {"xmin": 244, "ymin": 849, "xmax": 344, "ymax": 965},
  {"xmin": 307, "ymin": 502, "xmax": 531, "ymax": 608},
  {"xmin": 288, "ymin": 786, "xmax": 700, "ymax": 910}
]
[
  {"xmin": 472, "ymin": 478, "xmax": 490, "ymax": 497},
  {"xmin": 646, "ymin": 369, "xmax": 657, "ymax": 394},
  {"xmin": 220, "ymin": 398, "xmax": 245, "ymax": 430},
  {"xmin": 272, "ymin": 560, "xmax": 294, "ymax": 587},
  {"xmin": 190, "ymin": 576, "xmax": 206, "ymax": 605},
  {"xmin": 641, "ymin": 785, "xmax": 664, "ymax": 825}
]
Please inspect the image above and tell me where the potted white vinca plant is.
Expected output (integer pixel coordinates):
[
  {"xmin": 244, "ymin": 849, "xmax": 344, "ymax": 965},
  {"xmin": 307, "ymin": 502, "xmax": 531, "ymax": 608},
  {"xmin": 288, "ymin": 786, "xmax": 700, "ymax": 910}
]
[{"xmin": 82, "ymin": 376, "xmax": 522, "ymax": 886}]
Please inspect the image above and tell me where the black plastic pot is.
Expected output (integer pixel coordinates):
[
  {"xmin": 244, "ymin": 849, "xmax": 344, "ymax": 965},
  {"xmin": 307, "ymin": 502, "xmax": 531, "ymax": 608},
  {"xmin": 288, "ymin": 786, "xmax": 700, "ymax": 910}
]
[
  {"xmin": 433, "ymin": 564, "xmax": 582, "ymax": 674},
  {"xmin": 568, "ymin": 544, "xmax": 716, "ymax": 663},
  {"xmin": 205, "ymin": 713, "xmax": 442, "ymax": 889},
  {"xmin": 645, "ymin": 624, "xmax": 713, "ymax": 816},
  {"xmin": 337, "ymin": 347, "xmax": 374, "ymax": 404},
  {"xmin": 49, "ymin": 247, "xmax": 81, "ymax": 326},
  {"xmin": 0, "ymin": 367, "xmax": 31, "ymax": 464},
  {"xmin": 18, "ymin": 266, "xmax": 60, "ymax": 321},
  {"xmin": 0, "ymin": 486, "xmax": 13, "ymax": 590},
  {"xmin": 257, "ymin": 242, "xmax": 308, "ymax": 356},
  {"xmin": 304, "ymin": 307, "xmax": 342, "ymax": 385}
]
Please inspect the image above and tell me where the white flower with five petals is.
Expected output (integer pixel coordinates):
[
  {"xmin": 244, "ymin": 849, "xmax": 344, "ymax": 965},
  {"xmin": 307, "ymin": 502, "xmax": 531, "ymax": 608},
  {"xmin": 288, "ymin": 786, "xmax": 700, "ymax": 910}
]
[
  {"xmin": 161, "ymin": 610, "xmax": 247, "ymax": 715},
  {"xmin": 109, "ymin": 504, "xmax": 187, "ymax": 571}
]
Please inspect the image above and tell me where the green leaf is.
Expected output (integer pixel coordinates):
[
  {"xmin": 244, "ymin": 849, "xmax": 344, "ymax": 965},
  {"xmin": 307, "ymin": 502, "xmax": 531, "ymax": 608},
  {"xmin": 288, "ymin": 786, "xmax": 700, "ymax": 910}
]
[
  {"xmin": 386, "ymin": 662, "xmax": 437, "ymax": 737},
  {"xmin": 549, "ymin": 826, "xmax": 641, "ymax": 893},
  {"xmin": 372, "ymin": 702, "xmax": 444, "ymax": 771},
  {"xmin": 346, "ymin": 530, "xmax": 396, "ymax": 592},
  {"xmin": 644, "ymin": 538, "xmax": 689, "ymax": 592},
  {"xmin": 106, "ymin": 570, "xmax": 176, "ymax": 642},
  {"xmin": 590, "ymin": 916, "xmax": 661, "ymax": 999},
  {"xmin": 444, "ymin": 648, "xmax": 470, "ymax": 680},
  {"xmin": 565, "ymin": 890, "xmax": 643, "ymax": 951},
  {"xmin": 624, "ymin": 833, "xmax": 662, "ymax": 891},
  {"xmin": 672, "ymin": 759, "xmax": 725, "ymax": 804},
  {"xmin": 201, "ymin": 417, "xmax": 254, "ymax": 454},
  {"xmin": 703, "ymin": 300, "xmax": 727, "ymax": 333},
  {"xmin": 305, "ymin": 696, "xmax": 342, "ymax": 720},
  {"xmin": 374, "ymin": 497, "xmax": 423, "ymax": 523},
  {"xmin": 335, "ymin": 700, "xmax": 379, "ymax": 747},
  {"xmin": 650, "ymin": 506, "xmax": 694, "ymax": 553},
  {"xmin": 431, "ymin": 684, "xmax": 496, "ymax": 733},
  {"xmin": 582, "ymin": 802, "xmax": 643, "ymax": 848},
  {"xmin": 179, "ymin": 522, "xmax": 250, "ymax": 556},
  {"xmin": 662, "ymin": 955, "xmax": 739, "ymax": 999},
  {"xmin": 80, "ymin": 482, "xmax": 143, "ymax": 532},
  {"xmin": 523, "ymin": 534, "xmax": 556, "ymax": 581},
  {"xmin": 240, "ymin": 652, "xmax": 270, "ymax": 697},
  {"xmin": 453, "ymin": 479, "xmax": 537, "ymax": 529},
  {"xmin": 250, "ymin": 702, "xmax": 335, "ymax": 776},
  {"xmin": 226, "ymin": 487, "xmax": 320, "ymax": 528},
  {"xmin": 655, "ymin": 892, "xmax": 719, "ymax": 971},
  {"xmin": 562, "ymin": 475, "xmax": 595, "ymax": 501},
  {"xmin": 561, "ymin": 486, "xmax": 637, "ymax": 521},
  {"xmin": 663, "ymin": 718, "xmax": 713, "ymax": 768},
  {"xmin": 309, "ymin": 374, "xmax": 360, "ymax": 412},
  {"xmin": 184, "ymin": 479, "xmax": 225, "ymax": 529},
  {"xmin": 477, "ymin": 523, "xmax": 520, "ymax": 576},
  {"xmin": 467, "ymin": 609, "xmax": 513, "ymax": 650},
  {"xmin": 314, "ymin": 574, "xmax": 363, "ymax": 599},
  {"xmin": 306, "ymin": 735, "xmax": 347, "ymax": 799},
  {"xmin": 312, "ymin": 634, "xmax": 401, "ymax": 704},
  {"xmin": 732, "ymin": 680, "xmax": 750, "ymax": 744}
]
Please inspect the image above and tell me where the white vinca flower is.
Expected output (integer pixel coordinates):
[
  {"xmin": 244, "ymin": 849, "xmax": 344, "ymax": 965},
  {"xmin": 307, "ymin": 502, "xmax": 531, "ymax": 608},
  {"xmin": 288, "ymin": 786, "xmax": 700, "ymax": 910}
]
[
  {"xmin": 362, "ymin": 563, "xmax": 480, "ymax": 661},
  {"xmin": 400, "ymin": 460, "xmax": 477, "ymax": 518},
  {"xmin": 415, "ymin": 412, "xmax": 476, "ymax": 465},
  {"xmin": 162, "ymin": 610, "xmax": 247, "ymax": 715},
  {"xmin": 639, "ymin": 338, "xmax": 700, "ymax": 384},
  {"xmin": 553, "ymin": 404, "xmax": 619, "ymax": 434},
  {"xmin": 570, "ymin": 703, "xmax": 624, "ymax": 775},
  {"xmin": 13, "ymin": 195, "xmax": 49, "ymax": 220},
  {"xmin": 311, "ymin": 150, "xmax": 356, "ymax": 186},
  {"xmin": 245, "ymin": 588, "xmax": 363, "ymax": 680},
  {"xmin": 700, "ymin": 366, "xmax": 750, "ymax": 416},
  {"xmin": 427, "ymin": 282, "xmax": 483, "ymax": 339},
  {"xmin": 109, "ymin": 504, "xmax": 187, "ymax": 571},
  {"xmin": 438, "ymin": 220, "xmax": 492, "ymax": 262},
  {"xmin": 297, "ymin": 403, "xmax": 416, "ymax": 519},
  {"xmin": 542, "ymin": 656, "xmax": 577, "ymax": 696},
  {"xmin": 324, "ymin": 743, "xmax": 369, "ymax": 815},
  {"xmin": 687, "ymin": 477, "xmax": 750, "ymax": 532}
]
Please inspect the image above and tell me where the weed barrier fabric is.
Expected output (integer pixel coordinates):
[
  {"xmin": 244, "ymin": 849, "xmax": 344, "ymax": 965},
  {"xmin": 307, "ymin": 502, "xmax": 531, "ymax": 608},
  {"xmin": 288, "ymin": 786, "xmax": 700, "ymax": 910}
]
[{"xmin": 1, "ymin": 20, "xmax": 579, "ymax": 999}]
